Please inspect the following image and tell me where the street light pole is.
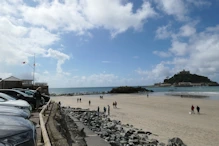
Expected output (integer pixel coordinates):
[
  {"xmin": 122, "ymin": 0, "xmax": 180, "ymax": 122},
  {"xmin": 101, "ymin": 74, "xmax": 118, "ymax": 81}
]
[
  {"xmin": 23, "ymin": 54, "xmax": 35, "ymax": 86},
  {"xmin": 33, "ymin": 54, "xmax": 35, "ymax": 85}
]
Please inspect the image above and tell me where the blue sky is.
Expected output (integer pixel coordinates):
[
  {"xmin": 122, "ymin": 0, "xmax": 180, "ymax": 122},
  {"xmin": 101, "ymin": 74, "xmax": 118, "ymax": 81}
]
[{"xmin": 0, "ymin": 0, "xmax": 219, "ymax": 87}]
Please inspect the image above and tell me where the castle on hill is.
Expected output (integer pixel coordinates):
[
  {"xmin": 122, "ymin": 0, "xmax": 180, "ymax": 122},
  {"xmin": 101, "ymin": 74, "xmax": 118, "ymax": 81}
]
[{"xmin": 154, "ymin": 70, "xmax": 219, "ymax": 87}]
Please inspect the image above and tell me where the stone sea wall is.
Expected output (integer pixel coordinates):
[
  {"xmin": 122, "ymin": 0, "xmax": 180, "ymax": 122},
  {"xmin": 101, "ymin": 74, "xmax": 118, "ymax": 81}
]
[
  {"xmin": 62, "ymin": 107, "xmax": 187, "ymax": 146},
  {"xmin": 50, "ymin": 92, "xmax": 107, "ymax": 96}
]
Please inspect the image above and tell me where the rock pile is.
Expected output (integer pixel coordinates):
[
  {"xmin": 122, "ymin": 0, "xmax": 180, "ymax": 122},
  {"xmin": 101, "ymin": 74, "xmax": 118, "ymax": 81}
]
[
  {"xmin": 50, "ymin": 91, "xmax": 107, "ymax": 96},
  {"xmin": 63, "ymin": 107, "xmax": 186, "ymax": 146}
]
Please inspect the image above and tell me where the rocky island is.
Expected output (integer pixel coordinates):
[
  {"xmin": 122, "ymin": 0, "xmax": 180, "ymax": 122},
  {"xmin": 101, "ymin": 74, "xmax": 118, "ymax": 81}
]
[
  {"xmin": 109, "ymin": 86, "xmax": 153, "ymax": 93},
  {"xmin": 155, "ymin": 70, "xmax": 219, "ymax": 87}
]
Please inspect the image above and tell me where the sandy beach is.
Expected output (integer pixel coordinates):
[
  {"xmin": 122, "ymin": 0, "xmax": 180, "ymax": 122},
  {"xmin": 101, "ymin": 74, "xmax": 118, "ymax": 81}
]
[{"xmin": 52, "ymin": 94, "xmax": 219, "ymax": 146}]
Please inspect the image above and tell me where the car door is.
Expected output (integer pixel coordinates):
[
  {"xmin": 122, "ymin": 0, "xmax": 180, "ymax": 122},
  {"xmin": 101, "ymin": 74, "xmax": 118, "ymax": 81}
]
[
  {"xmin": 0, "ymin": 97, "xmax": 6, "ymax": 102},
  {"xmin": 0, "ymin": 91, "xmax": 18, "ymax": 99},
  {"xmin": 8, "ymin": 91, "xmax": 21, "ymax": 99}
]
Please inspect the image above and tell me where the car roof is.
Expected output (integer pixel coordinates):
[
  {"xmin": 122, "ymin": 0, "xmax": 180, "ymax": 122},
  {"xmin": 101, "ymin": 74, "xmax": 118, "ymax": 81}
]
[
  {"xmin": 0, "ymin": 92, "xmax": 16, "ymax": 100},
  {"xmin": 0, "ymin": 105, "xmax": 24, "ymax": 113},
  {"xmin": 0, "ymin": 115, "xmax": 32, "ymax": 127},
  {"xmin": 0, "ymin": 115, "xmax": 33, "ymax": 138},
  {"xmin": 0, "ymin": 89, "xmax": 30, "ymax": 96}
]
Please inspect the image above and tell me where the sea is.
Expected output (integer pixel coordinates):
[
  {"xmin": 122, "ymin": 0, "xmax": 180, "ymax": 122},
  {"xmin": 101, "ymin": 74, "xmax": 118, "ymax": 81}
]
[{"xmin": 49, "ymin": 86, "xmax": 219, "ymax": 100}]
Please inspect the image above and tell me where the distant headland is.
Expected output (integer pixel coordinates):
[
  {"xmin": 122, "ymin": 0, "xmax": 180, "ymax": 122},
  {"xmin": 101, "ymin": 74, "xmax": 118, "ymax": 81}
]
[{"xmin": 154, "ymin": 70, "xmax": 219, "ymax": 87}]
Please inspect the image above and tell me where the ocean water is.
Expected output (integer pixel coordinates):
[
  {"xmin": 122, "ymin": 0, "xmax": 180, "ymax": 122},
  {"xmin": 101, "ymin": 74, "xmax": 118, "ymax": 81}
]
[{"xmin": 49, "ymin": 86, "xmax": 219, "ymax": 100}]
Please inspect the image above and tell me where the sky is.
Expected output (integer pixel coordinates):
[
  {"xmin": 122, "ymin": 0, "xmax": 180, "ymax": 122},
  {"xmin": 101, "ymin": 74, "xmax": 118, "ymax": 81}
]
[{"xmin": 0, "ymin": 0, "xmax": 219, "ymax": 88}]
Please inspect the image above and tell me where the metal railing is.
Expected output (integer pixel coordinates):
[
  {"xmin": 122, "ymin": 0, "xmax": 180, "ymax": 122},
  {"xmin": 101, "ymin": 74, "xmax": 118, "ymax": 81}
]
[{"xmin": 39, "ymin": 100, "xmax": 52, "ymax": 146}]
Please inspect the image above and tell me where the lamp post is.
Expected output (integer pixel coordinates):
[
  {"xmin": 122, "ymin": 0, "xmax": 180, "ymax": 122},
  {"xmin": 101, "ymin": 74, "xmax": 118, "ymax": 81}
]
[{"xmin": 23, "ymin": 54, "xmax": 35, "ymax": 86}]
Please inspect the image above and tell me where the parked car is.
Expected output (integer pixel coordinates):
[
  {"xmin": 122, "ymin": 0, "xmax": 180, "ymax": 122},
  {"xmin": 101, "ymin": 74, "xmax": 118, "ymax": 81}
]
[
  {"xmin": 0, "ymin": 106, "xmax": 30, "ymax": 119},
  {"xmin": 0, "ymin": 92, "xmax": 32, "ymax": 112},
  {"xmin": 13, "ymin": 88, "xmax": 46, "ymax": 106},
  {"xmin": 14, "ymin": 88, "xmax": 50, "ymax": 102},
  {"xmin": 0, "ymin": 115, "xmax": 36, "ymax": 146},
  {"xmin": 0, "ymin": 89, "xmax": 36, "ymax": 110}
]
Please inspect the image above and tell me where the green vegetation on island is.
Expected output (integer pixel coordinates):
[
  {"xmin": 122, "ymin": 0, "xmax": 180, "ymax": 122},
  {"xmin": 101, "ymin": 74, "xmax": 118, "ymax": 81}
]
[
  {"xmin": 109, "ymin": 86, "xmax": 153, "ymax": 93},
  {"xmin": 163, "ymin": 70, "xmax": 219, "ymax": 86}
]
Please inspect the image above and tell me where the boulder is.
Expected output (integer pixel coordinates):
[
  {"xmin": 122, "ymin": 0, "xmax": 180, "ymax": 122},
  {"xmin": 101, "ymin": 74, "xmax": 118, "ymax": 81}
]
[{"xmin": 167, "ymin": 137, "xmax": 186, "ymax": 146}]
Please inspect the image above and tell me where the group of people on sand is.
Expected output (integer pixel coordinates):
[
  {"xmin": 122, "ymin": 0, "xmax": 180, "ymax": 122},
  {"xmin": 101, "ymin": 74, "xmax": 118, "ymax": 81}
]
[
  {"xmin": 77, "ymin": 98, "xmax": 82, "ymax": 102},
  {"xmin": 100, "ymin": 96, "xmax": 103, "ymax": 99},
  {"xmin": 97, "ymin": 105, "xmax": 110, "ymax": 116},
  {"xmin": 113, "ymin": 101, "xmax": 117, "ymax": 108},
  {"xmin": 191, "ymin": 105, "xmax": 200, "ymax": 114}
]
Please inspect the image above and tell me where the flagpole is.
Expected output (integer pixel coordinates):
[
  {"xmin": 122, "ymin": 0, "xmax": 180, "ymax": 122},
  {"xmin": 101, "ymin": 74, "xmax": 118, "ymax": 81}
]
[{"xmin": 33, "ymin": 54, "xmax": 35, "ymax": 86}]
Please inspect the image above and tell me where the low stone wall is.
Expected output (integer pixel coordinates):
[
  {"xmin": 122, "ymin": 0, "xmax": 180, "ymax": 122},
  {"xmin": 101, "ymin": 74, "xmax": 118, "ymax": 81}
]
[
  {"xmin": 50, "ymin": 92, "xmax": 107, "ymax": 96},
  {"xmin": 62, "ymin": 107, "xmax": 187, "ymax": 146},
  {"xmin": 46, "ymin": 103, "xmax": 110, "ymax": 146}
]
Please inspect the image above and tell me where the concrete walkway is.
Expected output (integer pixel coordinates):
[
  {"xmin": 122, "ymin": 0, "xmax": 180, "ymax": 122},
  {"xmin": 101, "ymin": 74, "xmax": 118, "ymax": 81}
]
[{"xmin": 30, "ymin": 108, "xmax": 44, "ymax": 146}]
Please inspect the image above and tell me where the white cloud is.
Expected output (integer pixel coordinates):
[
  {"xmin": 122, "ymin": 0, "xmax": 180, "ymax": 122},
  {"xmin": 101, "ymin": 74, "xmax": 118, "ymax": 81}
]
[
  {"xmin": 0, "ymin": 72, "xmax": 12, "ymax": 80},
  {"xmin": 82, "ymin": 0, "xmax": 157, "ymax": 37},
  {"xmin": 148, "ymin": 24, "xmax": 219, "ymax": 83},
  {"xmin": 155, "ymin": 0, "xmax": 188, "ymax": 21},
  {"xmin": 28, "ymin": 27, "xmax": 59, "ymax": 46},
  {"xmin": 178, "ymin": 24, "xmax": 196, "ymax": 37},
  {"xmin": 37, "ymin": 73, "xmax": 119, "ymax": 87},
  {"xmin": 169, "ymin": 40, "xmax": 188, "ymax": 56},
  {"xmin": 0, "ymin": 0, "xmax": 70, "ymax": 78},
  {"xmin": 45, "ymin": 49, "xmax": 70, "ymax": 74},
  {"xmin": 21, "ymin": 0, "xmax": 156, "ymax": 37},
  {"xmin": 0, "ymin": 16, "xmax": 61, "ymax": 65},
  {"xmin": 0, "ymin": 0, "xmax": 158, "ymax": 87},
  {"xmin": 154, "ymin": 0, "xmax": 210, "ymax": 21},
  {"xmin": 206, "ymin": 25, "xmax": 219, "ymax": 32},
  {"xmin": 186, "ymin": 0, "xmax": 211, "ymax": 7},
  {"xmin": 155, "ymin": 23, "xmax": 172, "ymax": 39},
  {"xmin": 153, "ymin": 51, "xmax": 171, "ymax": 57},
  {"xmin": 43, "ymin": 71, "xmax": 49, "ymax": 74},
  {"xmin": 135, "ymin": 63, "xmax": 172, "ymax": 82},
  {"xmin": 135, "ymin": 68, "xmax": 148, "ymax": 75}
]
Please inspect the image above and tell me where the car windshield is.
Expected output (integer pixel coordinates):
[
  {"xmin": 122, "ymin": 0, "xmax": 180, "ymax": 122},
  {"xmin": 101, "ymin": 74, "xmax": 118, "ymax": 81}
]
[
  {"xmin": 0, "ymin": 93, "xmax": 16, "ymax": 100},
  {"xmin": 25, "ymin": 90, "xmax": 34, "ymax": 95},
  {"xmin": 13, "ymin": 90, "xmax": 31, "ymax": 97}
]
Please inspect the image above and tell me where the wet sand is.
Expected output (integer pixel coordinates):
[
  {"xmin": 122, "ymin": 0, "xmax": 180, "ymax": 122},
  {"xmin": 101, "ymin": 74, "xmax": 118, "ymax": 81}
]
[{"xmin": 52, "ymin": 94, "xmax": 219, "ymax": 146}]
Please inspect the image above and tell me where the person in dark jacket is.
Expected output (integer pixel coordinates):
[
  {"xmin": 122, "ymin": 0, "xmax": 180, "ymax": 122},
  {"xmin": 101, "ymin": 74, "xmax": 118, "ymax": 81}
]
[
  {"xmin": 34, "ymin": 87, "xmax": 41, "ymax": 111},
  {"xmin": 196, "ymin": 106, "xmax": 200, "ymax": 114},
  {"xmin": 191, "ymin": 105, "xmax": 195, "ymax": 114}
]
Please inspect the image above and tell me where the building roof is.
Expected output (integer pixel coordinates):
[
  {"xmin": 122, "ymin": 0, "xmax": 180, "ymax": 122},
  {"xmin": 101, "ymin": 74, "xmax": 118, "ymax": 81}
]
[
  {"xmin": 22, "ymin": 79, "xmax": 33, "ymax": 81},
  {"xmin": 3, "ymin": 76, "xmax": 21, "ymax": 81}
]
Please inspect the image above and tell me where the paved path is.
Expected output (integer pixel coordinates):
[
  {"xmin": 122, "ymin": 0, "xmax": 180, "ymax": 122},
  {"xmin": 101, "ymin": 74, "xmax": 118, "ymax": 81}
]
[{"xmin": 30, "ymin": 109, "xmax": 43, "ymax": 146}]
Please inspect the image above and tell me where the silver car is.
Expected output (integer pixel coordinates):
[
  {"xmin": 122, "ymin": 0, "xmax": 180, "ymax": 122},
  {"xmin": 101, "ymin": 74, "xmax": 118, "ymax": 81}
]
[
  {"xmin": 0, "ymin": 115, "xmax": 36, "ymax": 146},
  {"xmin": 0, "ymin": 93, "xmax": 32, "ymax": 112},
  {"xmin": 0, "ymin": 106, "xmax": 30, "ymax": 119}
]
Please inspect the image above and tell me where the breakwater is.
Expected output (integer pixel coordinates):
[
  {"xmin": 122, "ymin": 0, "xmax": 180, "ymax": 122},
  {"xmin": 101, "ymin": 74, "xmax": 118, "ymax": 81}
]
[{"xmin": 50, "ymin": 92, "xmax": 107, "ymax": 96}]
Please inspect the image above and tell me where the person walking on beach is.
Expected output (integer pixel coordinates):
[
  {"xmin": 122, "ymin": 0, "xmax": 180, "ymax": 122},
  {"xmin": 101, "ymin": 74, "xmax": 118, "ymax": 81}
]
[
  {"xmin": 34, "ymin": 87, "xmax": 41, "ymax": 111},
  {"xmin": 191, "ymin": 105, "xmax": 195, "ymax": 114},
  {"xmin": 196, "ymin": 106, "xmax": 200, "ymax": 114},
  {"xmin": 80, "ymin": 98, "xmax": 81, "ymax": 102},
  {"xmin": 103, "ymin": 106, "xmax": 106, "ymax": 114},
  {"xmin": 107, "ymin": 105, "xmax": 110, "ymax": 116},
  {"xmin": 115, "ymin": 101, "xmax": 117, "ymax": 108},
  {"xmin": 89, "ymin": 100, "xmax": 91, "ymax": 106},
  {"xmin": 97, "ymin": 106, "xmax": 100, "ymax": 116},
  {"xmin": 147, "ymin": 92, "xmax": 149, "ymax": 98}
]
